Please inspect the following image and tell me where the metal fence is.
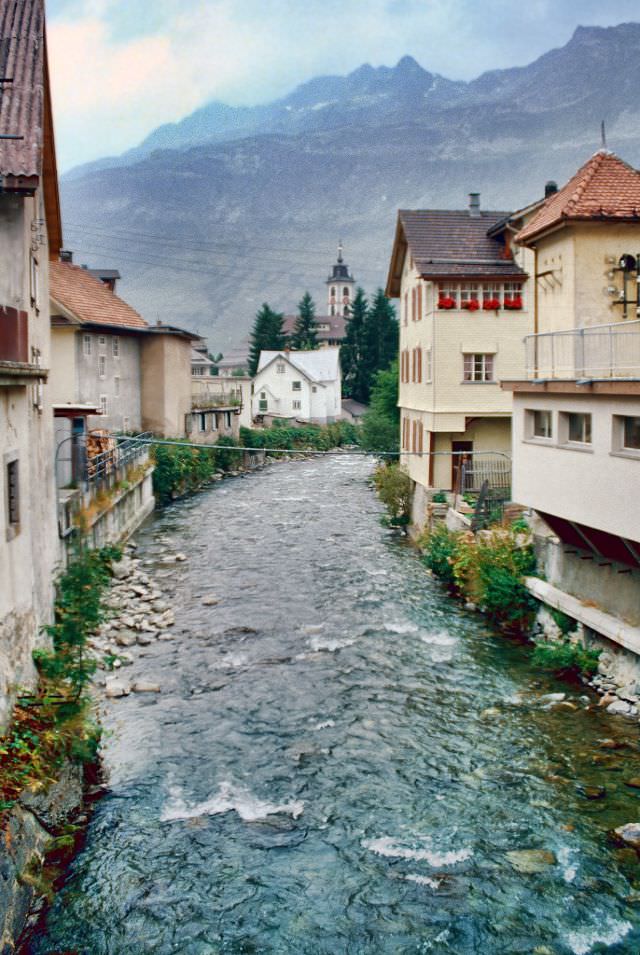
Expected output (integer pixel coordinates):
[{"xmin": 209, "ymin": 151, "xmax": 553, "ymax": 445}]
[
  {"xmin": 458, "ymin": 455, "xmax": 511, "ymax": 496},
  {"xmin": 525, "ymin": 319, "xmax": 640, "ymax": 379}
]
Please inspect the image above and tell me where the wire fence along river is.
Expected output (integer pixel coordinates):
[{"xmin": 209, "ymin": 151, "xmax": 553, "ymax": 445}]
[{"xmin": 30, "ymin": 457, "xmax": 640, "ymax": 955}]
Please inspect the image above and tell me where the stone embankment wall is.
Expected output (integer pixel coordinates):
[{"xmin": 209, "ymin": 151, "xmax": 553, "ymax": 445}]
[{"xmin": 1, "ymin": 764, "xmax": 85, "ymax": 954}]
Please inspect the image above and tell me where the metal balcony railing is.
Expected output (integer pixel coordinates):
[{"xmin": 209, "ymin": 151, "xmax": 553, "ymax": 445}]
[{"xmin": 524, "ymin": 319, "xmax": 640, "ymax": 380}]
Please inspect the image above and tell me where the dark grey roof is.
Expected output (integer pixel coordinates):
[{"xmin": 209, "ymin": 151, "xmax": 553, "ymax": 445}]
[{"xmin": 399, "ymin": 209, "xmax": 526, "ymax": 279}]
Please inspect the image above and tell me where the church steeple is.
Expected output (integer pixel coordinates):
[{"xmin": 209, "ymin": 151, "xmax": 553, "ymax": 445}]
[{"xmin": 326, "ymin": 240, "xmax": 355, "ymax": 316}]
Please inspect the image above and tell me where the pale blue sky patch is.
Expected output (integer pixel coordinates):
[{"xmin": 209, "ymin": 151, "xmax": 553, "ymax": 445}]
[{"xmin": 46, "ymin": 0, "xmax": 640, "ymax": 170}]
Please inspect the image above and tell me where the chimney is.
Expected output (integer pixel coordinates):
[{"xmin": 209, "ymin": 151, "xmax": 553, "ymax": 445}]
[
  {"xmin": 545, "ymin": 180, "xmax": 558, "ymax": 198},
  {"xmin": 59, "ymin": 249, "xmax": 73, "ymax": 263},
  {"xmin": 468, "ymin": 193, "xmax": 481, "ymax": 217}
]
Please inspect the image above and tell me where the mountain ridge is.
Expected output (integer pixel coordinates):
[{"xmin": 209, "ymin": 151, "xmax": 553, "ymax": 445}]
[{"xmin": 60, "ymin": 21, "xmax": 640, "ymax": 348}]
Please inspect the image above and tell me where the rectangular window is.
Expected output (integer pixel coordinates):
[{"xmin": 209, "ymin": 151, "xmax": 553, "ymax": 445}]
[
  {"xmin": 98, "ymin": 335, "xmax": 106, "ymax": 351},
  {"xmin": 437, "ymin": 282, "xmax": 458, "ymax": 309},
  {"xmin": 224, "ymin": 411, "xmax": 232, "ymax": 428},
  {"xmin": 114, "ymin": 376, "xmax": 120, "ymax": 396},
  {"xmin": 567, "ymin": 412, "xmax": 592, "ymax": 444},
  {"xmin": 99, "ymin": 394, "xmax": 108, "ymax": 416},
  {"xmin": 623, "ymin": 416, "xmax": 640, "ymax": 450},
  {"xmin": 199, "ymin": 413, "xmax": 207, "ymax": 432},
  {"xmin": 460, "ymin": 283, "xmax": 479, "ymax": 305},
  {"xmin": 29, "ymin": 255, "xmax": 39, "ymax": 312},
  {"xmin": 504, "ymin": 282, "xmax": 524, "ymax": 309},
  {"xmin": 259, "ymin": 399, "xmax": 268, "ymax": 412},
  {"xmin": 425, "ymin": 348, "xmax": 432, "ymax": 383},
  {"xmin": 112, "ymin": 336, "xmax": 120, "ymax": 358},
  {"xmin": 292, "ymin": 381, "xmax": 302, "ymax": 391},
  {"xmin": 98, "ymin": 355, "xmax": 106, "ymax": 379},
  {"xmin": 312, "ymin": 385, "xmax": 317, "ymax": 393},
  {"xmin": 6, "ymin": 457, "xmax": 19, "ymax": 536},
  {"xmin": 528, "ymin": 409, "xmax": 552, "ymax": 439},
  {"xmin": 482, "ymin": 283, "xmax": 501, "ymax": 306},
  {"xmin": 292, "ymin": 400, "xmax": 302, "ymax": 410},
  {"xmin": 277, "ymin": 361, "xmax": 285, "ymax": 374},
  {"xmin": 463, "ymin": 353, "xmax": 494, "ymax": 382},
  {"xmin": 83, "ymin": 334, "xmax": 92, "ymax": 356},
  {"xmin": 192, "ymin": 366, "xmax": 205, "ymax": 376}
]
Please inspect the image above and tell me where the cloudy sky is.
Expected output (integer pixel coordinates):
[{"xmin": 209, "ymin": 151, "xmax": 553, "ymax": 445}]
[{"xmin": 48, "ymin": 0, "xmax": 640, "ymax": 170}]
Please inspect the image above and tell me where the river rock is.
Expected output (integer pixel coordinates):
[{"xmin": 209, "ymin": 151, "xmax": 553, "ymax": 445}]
[
  {"xmin": 137, "ymin": 633, "xmax": 154, "ymax": 646},
  {"xmin": 111, "ymin": 556, "xmax": 134, "ymax": 580},
  {"xmin": 132, "ymin": 681, "xmax": 161, "ymax": 693},
  {"xmin": 175, "ymin": 553, "xmax": 187, "ymax": 562},
  {"xmin": 579, "ymin": 785, "xmax": 607, "ymax": 800},
  {"xmin": 625, "ymin": 778, "xmax": 640, "ymax": 789},
  {"xmin": 105, "ymin": 680, "xmax": 130, "ymax": 698},
  {"xmin": 202, "ymin": 596, "xmax": 219, "ymax": 606},
  {"xmin": 538, "ymin": 693, "xmax": 565, "ymax": 705},
  {"xmin": 607, "ymin": 699, "xmax": 633, "ymax": 716},
  {"xmin": 505, "ymin": 849, "xmax": 556, "ymax": 873},
  {"xmin": 480, "ymin": 707, "xmax": 501, "ymax": 720},
  {"xmin": 159, "ymin": 610, "xmax": 175, "ymax": 627},
  {"xmin": 152, "ymin": 600, "xmax": 169, "ymax": 612},
  {"xmin": 115, "ymin": 632, "xmax": 137, "ymax": 647},
  {"xmin": 614, "ymin": 823, "xmax": 640, "ymax": 848}
]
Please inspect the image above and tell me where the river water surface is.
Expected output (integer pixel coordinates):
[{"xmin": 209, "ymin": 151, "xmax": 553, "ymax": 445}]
[{"xmin": 31, "ymin": 458, "xmax": 640, "ymax": 954}]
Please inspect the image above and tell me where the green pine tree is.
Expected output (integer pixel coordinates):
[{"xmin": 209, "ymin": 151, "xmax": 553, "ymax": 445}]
[
  {"xmin": 340, "ymin": 286, "xmax": 368, "ymax": 401},
  {"xmin": 248, "ymin": 303, "xmax": 287, "ymax": 377},
  {"xmin": 360, "ymin": 360, "xmax": 400, "ymax": 453},
  {"xmin": 290, "ymin": 292, "xmax": 319, "ymax": 350},
  {"xmin": 368, "ymin": 289, "xmax": 398, "ymax": 373}
]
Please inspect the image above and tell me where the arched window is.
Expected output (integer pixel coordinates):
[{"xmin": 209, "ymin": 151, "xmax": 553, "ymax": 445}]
[
  {"xmin": 330, "ymin": 305, "xmax": 335, "ymax": 316},
  {"xmin": 331, "ymin": 287, "xmax": 336, "ymax": 297},
  {"xmin": 343, "ymin": 305, "xmax": 349, "ymax": 316},
  {"xmin": 343, "ymin": 286, "xmax": 349, "ymax": 297}
]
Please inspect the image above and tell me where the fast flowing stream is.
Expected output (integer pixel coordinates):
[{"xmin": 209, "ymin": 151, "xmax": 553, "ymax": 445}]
[{"xmin": 30, "ymin": 457, "xmax": 640, "ymax": 954}]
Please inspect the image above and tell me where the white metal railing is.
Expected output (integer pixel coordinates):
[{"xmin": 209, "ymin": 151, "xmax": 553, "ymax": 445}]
[{"xmin": 525, "ymin": 319, "xmax": 640, "ymax": 379}]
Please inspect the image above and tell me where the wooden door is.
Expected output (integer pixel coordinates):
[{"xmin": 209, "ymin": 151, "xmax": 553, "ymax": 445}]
[{"xmin": 451, "ymin": 441, "xmax": 473, "ymax": 494}]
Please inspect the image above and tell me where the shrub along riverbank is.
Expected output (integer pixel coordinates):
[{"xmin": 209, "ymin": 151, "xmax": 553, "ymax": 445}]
[
  {"xmin": 151, "ymin": 421, "xmax": 361, "ymax": 506},
  {"xmin": 420, "ymin": 523, "xmax": 600, "ymax": 680}
]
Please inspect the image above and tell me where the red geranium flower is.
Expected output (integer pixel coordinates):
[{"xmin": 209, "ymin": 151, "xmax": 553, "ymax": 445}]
[
  {"xmin": 504, "ymin": 295, "xmax": 523, "ymax": 310},
  {"xmin": 461, "ymin": 299, "xmax": 480, "ymax": 311},
  {"xmin": 483, "ymin": 298, "xmax": 501, "ymax": 310},
  {"xmin": 438, "ymin": 296, "xmax": 456, "ymax": 310}
]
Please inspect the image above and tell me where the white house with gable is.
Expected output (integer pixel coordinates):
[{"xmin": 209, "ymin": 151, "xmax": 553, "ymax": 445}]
[{"xmin": 252, "ymin": 348, "xmax": 341, "ymax": 424}]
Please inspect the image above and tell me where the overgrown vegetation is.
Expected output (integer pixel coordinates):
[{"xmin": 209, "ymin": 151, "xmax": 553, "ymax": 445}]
[
  {"xmin": 152, "ymin": 440, "xmax": 242, "ymax": 506},
  {"xmin": 420, "ymin": 524, "xmax": 537, "ymax": 632},
  {"xmin": 373, "ymin": 463, "xmax": 412, "ymax": 526},
  {"xmin": 360, "ymin": 360, "xmax": 399, "ymax": 454},
  {"xmin": 0, "ymin": 545, "xmax": 119, "ymax": 826},
  {"xmin": 532, "ymin": 639, "xmax": 601, "ymax": 679},
  {"xmin": 240, "ymin": 420, "xmax": 359, "ymax": 454}
]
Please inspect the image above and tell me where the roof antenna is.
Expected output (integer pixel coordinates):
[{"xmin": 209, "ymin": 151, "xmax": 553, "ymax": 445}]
[{"xmin": 601, "ymin": 120, "xmax": 607, "ymax": 151}]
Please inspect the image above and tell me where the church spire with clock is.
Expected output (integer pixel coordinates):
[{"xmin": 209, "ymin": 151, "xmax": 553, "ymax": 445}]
[{"xmin": 326, "ymin": 241, "xmax": 355, "ymax": 316}]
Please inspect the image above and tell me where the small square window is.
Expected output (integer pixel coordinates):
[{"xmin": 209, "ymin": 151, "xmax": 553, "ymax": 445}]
[
  {"xmin": 463, "ymin": 353, "xmax": 494, "ymax": 382},
  {"xmin": 623, "ymin": 416, "xmax": 640, "ymax": 450},
  {"xmin": 292, "ymin": 400, "xmax": 301, "ymax": 410},
  {"xmin": 292, "ymin": 381, "xmax": 302, "ymax": 391}
]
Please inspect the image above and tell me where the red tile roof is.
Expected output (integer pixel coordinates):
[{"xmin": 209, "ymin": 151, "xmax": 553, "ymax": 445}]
[
  {"xmin": 0, "ymin": 0, "xmax": 44, "ymax": 179},
  {"xmin": 516, "ymin": 151, "xmax": 640, "ymax": 244},
  {"xmin": 50, "ymin": 262, "xmax": 148, "ymax": 329}
]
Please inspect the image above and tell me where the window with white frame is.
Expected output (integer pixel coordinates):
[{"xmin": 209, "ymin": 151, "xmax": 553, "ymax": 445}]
[
  {"xmin": 277, "ymin": 361, "xmax": 286, "ymax": 374},
  {"xmin": 112, "ymin": 336, "xmax": 120, "ymax": 358},
  {"xmin": 192, "ymin": 366, "xmax": 205, "ymax": 376},
  {"xmin": 198, "ymin": 412, "xmax": 207, "ymax": 432},
  {"xmin": 460, "ymin": 283, "xmax": 479, "ymax": 305},
  {"xmin": 224, "ymin": 412, "xmax": 232, "ymax": 428},
  {"xmin": 99, "ymin": 395, "xmax": 108, "ymax": 416},
  {"xmin": 526, "ymin": 408, "xmax": 552, "ymax": 440},
  {"xmin": 292, "ymin": 381, "xmax": 302, "ymax": 391},
  {"xmin": 482, "ymin": 283, "xmax": 501, "ymax": 304},
  {"xmin": 437, "ymin": 282, "xmax": 458, "ymax": 308},
  {"xmin": 83, "ymin": 334, "xmax": 92, "ymax": 356},
  {"xmin": 560, "ymin": 411, "xmax": 592, "ymax": 445},
  {"xmin": 98, "ymin": 355, "xmax": 106, "ymax": 379},
  {"xmin": 463, "ymin": 353, "xmax": 494, "ymax": 382},
  {"xmin": 98, "ymin": 335, "xmax": 106, "ymax": 352},
  {"xmin": 292, "ymin": 400, "xmax": 302, "ymax": 410}
]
